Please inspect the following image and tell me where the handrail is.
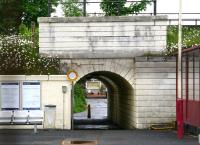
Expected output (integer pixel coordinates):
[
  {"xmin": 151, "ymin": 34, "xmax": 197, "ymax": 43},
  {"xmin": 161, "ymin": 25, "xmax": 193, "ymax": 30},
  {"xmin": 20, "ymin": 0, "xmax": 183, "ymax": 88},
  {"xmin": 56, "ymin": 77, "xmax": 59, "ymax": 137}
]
[
  {"xmin": 48, "ymin": 0, "xmax": 200, "ymax": 25},
  {"xmin": 48, "ymin": 0, "xmax": 157, "ymax": 16}
]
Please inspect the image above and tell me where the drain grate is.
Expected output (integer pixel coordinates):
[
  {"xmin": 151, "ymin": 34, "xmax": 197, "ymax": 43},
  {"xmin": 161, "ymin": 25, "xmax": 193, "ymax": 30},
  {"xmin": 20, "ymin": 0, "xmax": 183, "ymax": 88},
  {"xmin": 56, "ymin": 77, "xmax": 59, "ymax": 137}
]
[{"xmin": 61, "ymin": 140, "xmax": 98, "ymax": 145}]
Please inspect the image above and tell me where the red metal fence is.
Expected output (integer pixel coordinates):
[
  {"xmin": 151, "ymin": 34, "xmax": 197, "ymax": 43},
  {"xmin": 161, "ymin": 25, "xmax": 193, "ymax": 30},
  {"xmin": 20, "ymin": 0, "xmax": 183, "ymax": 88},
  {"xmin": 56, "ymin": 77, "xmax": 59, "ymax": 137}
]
[{"xmin": 181, "ymin": 46, "xmax": 200, "ymax": 127}]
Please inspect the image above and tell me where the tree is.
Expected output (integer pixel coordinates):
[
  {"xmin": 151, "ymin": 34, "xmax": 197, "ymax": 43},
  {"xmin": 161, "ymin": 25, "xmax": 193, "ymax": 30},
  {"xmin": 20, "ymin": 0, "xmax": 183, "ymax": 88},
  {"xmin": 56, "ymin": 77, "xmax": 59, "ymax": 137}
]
[
  {"xmin": 62, "ymin": 0, "xmax": 83, "ymax": 17},
  {"xmin": 19, "ymin": 23, "xmax": 39, "ymax": 50},
  {"xmin": 0, "ymin": 0, "xmax": 58, "ymax": 34},
  {"xmin": 100, "ymin": 0, "xmax": 151, "ymax": 16},
  {"xmin": 21, "ymin": 0, "xmax": 58, "ymax": 26},
  {"xmin": 0, "ymin": 0, "xmax": 23, "ymax": 35}
]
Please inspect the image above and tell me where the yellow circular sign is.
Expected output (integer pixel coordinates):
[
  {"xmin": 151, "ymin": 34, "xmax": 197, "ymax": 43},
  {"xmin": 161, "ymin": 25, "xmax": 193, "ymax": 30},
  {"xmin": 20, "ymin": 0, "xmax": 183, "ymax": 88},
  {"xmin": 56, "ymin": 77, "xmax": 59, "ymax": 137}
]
[{"xmin": 66, "ymin": 70, "xmax": 78, "ymax": 81}]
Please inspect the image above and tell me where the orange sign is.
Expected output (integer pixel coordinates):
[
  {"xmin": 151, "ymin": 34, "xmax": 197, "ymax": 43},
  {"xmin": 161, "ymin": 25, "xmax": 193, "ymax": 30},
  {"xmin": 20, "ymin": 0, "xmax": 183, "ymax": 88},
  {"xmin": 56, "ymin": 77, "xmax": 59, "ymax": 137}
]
[{"xmin": 66, "ymin": 70, "xmax": 78, "ymax": 81}]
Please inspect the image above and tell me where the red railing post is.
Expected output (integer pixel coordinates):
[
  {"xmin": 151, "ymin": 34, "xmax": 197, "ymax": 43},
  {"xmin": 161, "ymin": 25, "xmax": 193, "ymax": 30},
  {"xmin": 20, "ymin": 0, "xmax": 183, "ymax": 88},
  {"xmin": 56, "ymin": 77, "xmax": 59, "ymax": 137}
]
[
  {"xmin": 186, "ymin": 56, "xmax": 189, "ymax": 120},
  {"xmin": 177, "ymin": 99, "xmax": 184, "ymax": 139},
  {"xmin": 176, "ymin": 56, "xmax": 184, "ymax": 139}
]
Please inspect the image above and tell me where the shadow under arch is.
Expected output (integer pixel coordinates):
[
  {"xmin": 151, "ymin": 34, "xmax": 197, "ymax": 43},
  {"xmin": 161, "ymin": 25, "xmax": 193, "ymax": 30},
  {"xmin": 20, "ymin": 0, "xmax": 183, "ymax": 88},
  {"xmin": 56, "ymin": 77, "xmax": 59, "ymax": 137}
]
[{"xmin": 74, "ymin": 71, "xmax": 135, "ymax": 129}]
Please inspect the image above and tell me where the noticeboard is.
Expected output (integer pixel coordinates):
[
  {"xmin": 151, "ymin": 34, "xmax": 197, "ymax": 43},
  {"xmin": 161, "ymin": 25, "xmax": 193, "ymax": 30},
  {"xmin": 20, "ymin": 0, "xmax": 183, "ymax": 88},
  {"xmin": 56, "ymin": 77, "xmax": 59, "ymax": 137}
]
[
  {"xmin": 22, "ymin": 82, "xmax": 40, "ymax": 109},
  {"xmin": 1, "ymin": 82, "xmax": 20, "ymax": 109}
]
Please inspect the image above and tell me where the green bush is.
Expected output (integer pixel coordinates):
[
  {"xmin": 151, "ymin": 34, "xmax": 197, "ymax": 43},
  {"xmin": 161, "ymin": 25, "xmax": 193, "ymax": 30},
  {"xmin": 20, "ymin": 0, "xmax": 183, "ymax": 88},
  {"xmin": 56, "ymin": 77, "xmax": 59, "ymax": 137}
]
[
  {"xmin": 19, "ymin": 23, "xmax": 39, "ymax": 49},
  {"xmin": 0, "ymin": 35, "xmax": 60, "ymax": 75},
  {"xmin": 166, "ymin": 26, "xmax": 200, "ymax": 55},
  {"xmin": 73, "ymin": 83, "xmax": 87, "ymax": 113}
]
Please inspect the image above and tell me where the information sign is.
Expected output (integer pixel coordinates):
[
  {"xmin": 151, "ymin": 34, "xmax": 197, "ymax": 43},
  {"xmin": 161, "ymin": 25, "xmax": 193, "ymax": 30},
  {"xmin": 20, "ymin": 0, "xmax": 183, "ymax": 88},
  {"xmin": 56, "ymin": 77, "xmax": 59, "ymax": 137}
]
[
  {"xmin": 22, "ymin": 82, "xmax": 40, "ymax": 109},
  {"xmin": 1, "ymin": 83, "xmax": 20, "ymax": 109}
]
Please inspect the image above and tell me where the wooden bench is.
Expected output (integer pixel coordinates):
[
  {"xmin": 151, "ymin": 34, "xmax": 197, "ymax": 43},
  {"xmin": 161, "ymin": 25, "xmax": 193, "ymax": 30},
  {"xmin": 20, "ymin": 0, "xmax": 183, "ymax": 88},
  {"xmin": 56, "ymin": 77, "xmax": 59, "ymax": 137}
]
[{"xmin": 0, "ymin": 110, "xmax": 44, "ymax": 133}]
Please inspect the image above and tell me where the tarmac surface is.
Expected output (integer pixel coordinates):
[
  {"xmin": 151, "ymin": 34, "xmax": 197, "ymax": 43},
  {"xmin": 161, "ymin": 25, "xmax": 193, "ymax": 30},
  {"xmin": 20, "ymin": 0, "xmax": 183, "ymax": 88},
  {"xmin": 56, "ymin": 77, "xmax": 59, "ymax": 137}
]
[
  {"xmin": 73, "ymin": 98, "xmax": 110, "ymax": 130},
  {"xmin": 74, "ymin": 98, "xmax": 108, "ymax": 120},
  {"xmin": 0, "ymin": 129, "xmax": 198, "ymax": 145}
]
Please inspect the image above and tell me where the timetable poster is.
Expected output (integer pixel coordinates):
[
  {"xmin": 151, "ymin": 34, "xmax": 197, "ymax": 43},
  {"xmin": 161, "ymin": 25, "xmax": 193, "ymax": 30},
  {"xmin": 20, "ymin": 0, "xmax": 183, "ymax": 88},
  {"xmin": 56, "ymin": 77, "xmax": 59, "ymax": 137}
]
[
  {"xmin": 22, "ymin": 82, "xmax": 40, "ymax": 109},
  {"xmin": 1, "ymin": 83, "xmax": 20, "ymax": 109}
]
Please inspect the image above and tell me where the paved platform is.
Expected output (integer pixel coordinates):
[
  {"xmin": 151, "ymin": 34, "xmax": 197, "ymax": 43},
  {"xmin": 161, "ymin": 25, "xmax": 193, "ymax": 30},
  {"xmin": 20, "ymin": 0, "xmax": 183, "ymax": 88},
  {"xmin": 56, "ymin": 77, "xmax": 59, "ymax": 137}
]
[{"xmin": 0, "ymin": 130, "xmax": 198, "ymax": 145}]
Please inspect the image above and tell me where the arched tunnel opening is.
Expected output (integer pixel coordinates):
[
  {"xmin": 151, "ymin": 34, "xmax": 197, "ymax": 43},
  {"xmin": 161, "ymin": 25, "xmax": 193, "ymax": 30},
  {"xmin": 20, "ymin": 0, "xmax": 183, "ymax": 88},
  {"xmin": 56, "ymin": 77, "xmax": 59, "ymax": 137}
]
[{"xmin": 73, "ymin": 71, "xmax": 134, "ymax": 130}]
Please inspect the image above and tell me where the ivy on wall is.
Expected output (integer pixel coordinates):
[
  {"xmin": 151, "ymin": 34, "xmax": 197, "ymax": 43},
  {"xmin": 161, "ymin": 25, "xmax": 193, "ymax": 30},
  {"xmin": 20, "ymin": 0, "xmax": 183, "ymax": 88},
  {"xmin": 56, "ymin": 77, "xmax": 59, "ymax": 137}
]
[{"xmin": 73, "ymin": 83, "xmax": 87, "ymax": 113}]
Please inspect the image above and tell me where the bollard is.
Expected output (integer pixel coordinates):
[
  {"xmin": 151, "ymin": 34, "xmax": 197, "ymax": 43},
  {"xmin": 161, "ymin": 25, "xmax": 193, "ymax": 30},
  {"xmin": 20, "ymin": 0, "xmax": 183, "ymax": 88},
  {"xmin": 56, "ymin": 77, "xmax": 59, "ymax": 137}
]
[
  {"xmin": 87, "ymin": 104, "xmax": 91, "ymax": 119},
  {"xmin": 34, "ymin": 124, "xmax": 38, "ymax": 134},
  {"xmin": 199, "ymin": 134, "xmax": 200, "ymax": 144}
]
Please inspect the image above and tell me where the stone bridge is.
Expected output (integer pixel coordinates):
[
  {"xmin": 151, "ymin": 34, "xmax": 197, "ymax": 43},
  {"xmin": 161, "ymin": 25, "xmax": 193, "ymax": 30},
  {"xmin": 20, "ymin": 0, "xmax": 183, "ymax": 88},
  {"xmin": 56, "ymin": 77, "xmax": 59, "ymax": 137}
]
[
  {"xmin": 38, "ymin": 16, "xmax": 167, "ymax": 58},
  {"xmin": 38, "ymin": 16, "xmax": 176, "ymax": 129}
]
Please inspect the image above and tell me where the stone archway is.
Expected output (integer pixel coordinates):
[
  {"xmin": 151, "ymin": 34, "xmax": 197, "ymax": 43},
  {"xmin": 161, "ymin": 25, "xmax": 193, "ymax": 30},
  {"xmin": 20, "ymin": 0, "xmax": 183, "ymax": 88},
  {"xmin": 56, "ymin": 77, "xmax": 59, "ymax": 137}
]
[
  {"xmin": 70, "ymin": 59, "xmax": 135, "ymax": 87},
  {"xmin": 74, "ymin": 70, "xmax": 135, "ymax": 129}
]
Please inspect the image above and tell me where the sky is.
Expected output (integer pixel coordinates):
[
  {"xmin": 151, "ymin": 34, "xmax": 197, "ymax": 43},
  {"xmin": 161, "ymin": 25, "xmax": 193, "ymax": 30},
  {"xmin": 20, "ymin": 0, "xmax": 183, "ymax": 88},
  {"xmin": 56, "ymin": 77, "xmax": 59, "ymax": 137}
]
[{"xmin": 53, "ymin": 0, "xmax": 200, "ymax": 19}]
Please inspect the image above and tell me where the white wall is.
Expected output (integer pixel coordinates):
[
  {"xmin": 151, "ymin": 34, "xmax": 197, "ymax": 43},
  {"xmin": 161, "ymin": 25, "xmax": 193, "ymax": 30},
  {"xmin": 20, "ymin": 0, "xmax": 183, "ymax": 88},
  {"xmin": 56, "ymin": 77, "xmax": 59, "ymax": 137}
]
[
  {"xmin": 41, "ymin": 81, "xmax": 71, "ymax": 129},
  {"xmin": 134, "ymin": 57, "xmax": 176, "ymax": 128},
  {"xmin": 0, "ymin": 75, "xmax": 72, "ymax": 129},
  {"xmin": 38, "ymin": 16, "xmax": 168, "ymax": 58}
]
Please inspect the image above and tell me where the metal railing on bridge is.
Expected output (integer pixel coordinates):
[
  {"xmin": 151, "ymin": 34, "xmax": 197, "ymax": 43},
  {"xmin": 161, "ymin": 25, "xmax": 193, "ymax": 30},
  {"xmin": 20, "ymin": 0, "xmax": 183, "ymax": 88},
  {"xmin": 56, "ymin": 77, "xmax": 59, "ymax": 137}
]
[{"xmin": 48, "ymin": 0, "xmax": 200, "ymax": 25}]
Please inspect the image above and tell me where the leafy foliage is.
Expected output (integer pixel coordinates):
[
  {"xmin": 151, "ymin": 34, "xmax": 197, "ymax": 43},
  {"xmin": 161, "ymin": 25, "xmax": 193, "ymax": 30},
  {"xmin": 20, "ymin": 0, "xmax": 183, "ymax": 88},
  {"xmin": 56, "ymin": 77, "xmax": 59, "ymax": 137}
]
[
  {"xmin": 0, "ymin": 35, "xmax": 60, "ymax": 75},
  {"xmin": 100, "ymin": 0, "xmax": 151, "ymax": 16},
  {"xmin": 62, "ymin": 0, "xmax": 83, "ymax": 17},
  {"xmin": 21, "ymin": 0, "xmax": 58, "ymax": 26},
  {"xmin": 0, "ymin": 0, "xmax": 58, "ymax": 34},
  {"xmin": 73, "ymin": 83, "xmax": 87, "ymax": 113},
  {"xmin": 0, "ymin": 0, "xmax": 23, "ymax": 34},
  {"xmin": 166, "ymin": 26, "xmax": 200, "ymax": 55},
  {"xmin": 19, "ymin": 23, "xmax": 39, "ymax": 49}
]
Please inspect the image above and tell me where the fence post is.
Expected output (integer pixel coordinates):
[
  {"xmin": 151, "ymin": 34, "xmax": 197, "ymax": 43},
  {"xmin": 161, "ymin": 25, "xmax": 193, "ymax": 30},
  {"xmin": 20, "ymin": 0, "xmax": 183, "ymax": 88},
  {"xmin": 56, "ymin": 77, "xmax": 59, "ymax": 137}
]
[
  {"xmin": 31, "ymin": 21, "xmax": 35, "ymax": 49},
  {"xmin": 153, "ymin": 0, "xmax": 157, "ymax": 16},
  {"xmin": 48, "ymin": 0, "xmax": 51, "ymax": 17},
  {"xmin": 83, "ymin": 0, "xmax": 87, "ymax": 16},
  {"xmin": 117, "ymin": 0, "xmax": 120, "ymax": 16}
]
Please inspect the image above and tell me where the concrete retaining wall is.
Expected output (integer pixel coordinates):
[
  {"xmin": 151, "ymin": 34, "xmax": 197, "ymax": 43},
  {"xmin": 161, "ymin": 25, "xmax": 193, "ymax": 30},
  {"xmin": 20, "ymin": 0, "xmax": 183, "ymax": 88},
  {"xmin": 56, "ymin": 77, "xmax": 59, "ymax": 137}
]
[
  {"xmin": 134, "ymin": 57, "xmax": 176, "ymax": 128},
  {"xmin": 67, "ymin": 57, "xmax": 177, "ymax": 129},
  {"xmin": 38, "ymin": 16, "xmax": 168, "ymax": 58}
]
